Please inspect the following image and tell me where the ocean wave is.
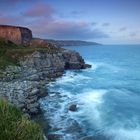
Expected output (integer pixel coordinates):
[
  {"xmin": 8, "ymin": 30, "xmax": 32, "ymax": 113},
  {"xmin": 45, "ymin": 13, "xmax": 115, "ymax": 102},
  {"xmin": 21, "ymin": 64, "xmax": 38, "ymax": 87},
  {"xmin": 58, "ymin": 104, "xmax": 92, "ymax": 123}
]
[
  {"xmin": 52, "ymin": 71, "xmax": 92, "ymax": 85},
  {"xmin": 86, "ymin": 60, "xmax": 122, "ymax": 73},
  {"xmin": 73, "ymin": 89, "xmax": 107, "ymax": 127},
  {"xmin": 107, "ymin": 128, "xmax": 140, "ymax": 140}
]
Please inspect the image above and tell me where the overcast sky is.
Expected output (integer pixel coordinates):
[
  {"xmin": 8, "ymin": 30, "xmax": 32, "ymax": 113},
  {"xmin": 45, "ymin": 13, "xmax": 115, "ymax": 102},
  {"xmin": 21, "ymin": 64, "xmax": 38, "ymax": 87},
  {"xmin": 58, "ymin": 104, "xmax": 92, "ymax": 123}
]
[{"xmin": 0, "ymin": 0, "xmax": 140, "ymax": 44}]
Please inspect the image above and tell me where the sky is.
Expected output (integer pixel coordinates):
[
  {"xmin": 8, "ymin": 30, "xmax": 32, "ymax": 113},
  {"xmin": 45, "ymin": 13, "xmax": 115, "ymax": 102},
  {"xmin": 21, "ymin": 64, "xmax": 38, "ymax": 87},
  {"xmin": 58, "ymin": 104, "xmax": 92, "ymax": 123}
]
[{"xmin": 0, "ymin": 0, "xmax": 140, "ymax": 44}]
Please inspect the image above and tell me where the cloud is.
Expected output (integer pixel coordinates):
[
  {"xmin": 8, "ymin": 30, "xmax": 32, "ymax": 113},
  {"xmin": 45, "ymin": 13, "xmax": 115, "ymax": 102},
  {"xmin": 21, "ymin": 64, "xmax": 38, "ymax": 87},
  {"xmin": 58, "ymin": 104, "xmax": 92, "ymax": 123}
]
[
  {"xmin": 70, "ymin": 10, "xmax": 84, "ymax": 16},
  {"xmin": 0, "ymin": 0, "xmax": 39, "ymax": 8},
  {"xmin": 22, "ymin": 3, "xmax": 54, "ymax": 18},
  {"xmin": 0, "ymin": 0, "xmax": 40, "ymax": 14},
  {"xmin": 0, "ymin": 15, "xmax": 22, "ymax": 25},
  {"xmin": 0, "ymin": 0, "xmax": 109, "ymax": 41},
  {"xmin": 102, "ymin": 22, "xmax": 110, "ymax": 27},
  {"xmin": 91, "ymin": 22, "xmax": 98, "ymax": 26},
  {"xmin": 120, "ymin": 27, "xmax": 127, "ymax": 31},
  {"xmin": 31, "ymin": 20, "xmax": 109, "ymax": 40},
  {"xmin": 0, "ymin": 0, "xmax": 39, "ymax": 4},
  {"xmin": 129, "ymin": 32, "xmax": 137, "ymax": 37}
]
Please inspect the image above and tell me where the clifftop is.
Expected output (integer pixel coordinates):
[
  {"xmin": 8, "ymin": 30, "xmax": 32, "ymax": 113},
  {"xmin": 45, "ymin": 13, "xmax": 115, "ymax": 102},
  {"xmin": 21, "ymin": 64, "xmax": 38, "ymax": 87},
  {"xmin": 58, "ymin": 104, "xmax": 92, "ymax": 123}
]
[
  {"xmin": 0, "ymin": 25, "xmax": 32, "ymax": 46},
  {"xmin": 0, "ymin": 25, "xmax": 31, "ymax": 30}
]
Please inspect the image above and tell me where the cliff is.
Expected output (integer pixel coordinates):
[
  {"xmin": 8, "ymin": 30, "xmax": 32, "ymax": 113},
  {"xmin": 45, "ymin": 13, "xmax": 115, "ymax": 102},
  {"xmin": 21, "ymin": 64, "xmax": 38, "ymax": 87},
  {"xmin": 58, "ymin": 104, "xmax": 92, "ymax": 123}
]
[
  {"xmin": 0, "ymin": 25, "xmax": 32, "ymax": 46},
  {"xmin": 0, "ymin": 35, "xmax": 91, "ymax": 116}
]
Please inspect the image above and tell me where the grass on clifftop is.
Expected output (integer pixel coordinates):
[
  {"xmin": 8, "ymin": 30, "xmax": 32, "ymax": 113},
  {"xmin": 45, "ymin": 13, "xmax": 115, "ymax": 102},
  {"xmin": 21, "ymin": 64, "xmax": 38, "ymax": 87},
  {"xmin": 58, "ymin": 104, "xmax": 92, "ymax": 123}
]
[
  {"xmin": 0, "ymin": 38, "xmax": 62, "ymax": 69},
  {"xmin": 0, "ymin": 98, "xmax": 44, "ymax": 140}
]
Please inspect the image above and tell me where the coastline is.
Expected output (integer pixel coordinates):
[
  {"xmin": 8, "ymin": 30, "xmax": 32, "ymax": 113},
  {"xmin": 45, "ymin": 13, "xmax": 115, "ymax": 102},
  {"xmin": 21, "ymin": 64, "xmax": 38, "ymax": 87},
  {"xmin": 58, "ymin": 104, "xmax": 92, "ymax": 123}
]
[
  {"xmin": 0, "ymin": 48, "xmax": 91, "ymax": 116},
  {"xmin": 0, "ymin": 25, "xmax": 91, "ymax": 139}
]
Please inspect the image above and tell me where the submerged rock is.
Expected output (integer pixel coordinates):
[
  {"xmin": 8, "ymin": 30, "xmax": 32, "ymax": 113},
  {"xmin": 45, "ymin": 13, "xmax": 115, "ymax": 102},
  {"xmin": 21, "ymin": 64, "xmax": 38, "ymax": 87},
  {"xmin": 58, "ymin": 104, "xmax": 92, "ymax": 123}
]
[
  {"xmin": 69, "ymin": 104, "xmax": 77, "ymax": 112},
  {"xmin": 83, "ymin": 64, "xmax": 92, "ymax": 68}
]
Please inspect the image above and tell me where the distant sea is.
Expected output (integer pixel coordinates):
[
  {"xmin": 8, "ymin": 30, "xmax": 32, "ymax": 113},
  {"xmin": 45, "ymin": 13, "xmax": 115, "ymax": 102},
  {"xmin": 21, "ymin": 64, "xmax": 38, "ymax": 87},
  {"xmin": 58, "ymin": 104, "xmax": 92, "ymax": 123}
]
[{"xmin": 40, "ymin": 45, "xmax": 140, "ymax": 140}]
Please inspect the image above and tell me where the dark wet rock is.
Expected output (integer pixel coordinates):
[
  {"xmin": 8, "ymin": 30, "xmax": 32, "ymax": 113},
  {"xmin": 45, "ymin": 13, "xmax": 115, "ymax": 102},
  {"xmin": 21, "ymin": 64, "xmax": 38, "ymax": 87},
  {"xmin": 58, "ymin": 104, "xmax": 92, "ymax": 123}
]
[
  {"xmin": 83, "ymin": 64, "xmax": 92, "ymax": 68},
  {"xmin": 62, "ymin": 50, "xmax": 88, "ymax": 69},
  {"xmin": 47, "ymin": 134, "xmax": 63, "ymax": 140},
  {"xmin": 69, "ymin": 104, "xmax": 77, "ymax": 112},
  {"xmin": 65, "ymin": 119, "xmax": 82, "ymax": 133}
]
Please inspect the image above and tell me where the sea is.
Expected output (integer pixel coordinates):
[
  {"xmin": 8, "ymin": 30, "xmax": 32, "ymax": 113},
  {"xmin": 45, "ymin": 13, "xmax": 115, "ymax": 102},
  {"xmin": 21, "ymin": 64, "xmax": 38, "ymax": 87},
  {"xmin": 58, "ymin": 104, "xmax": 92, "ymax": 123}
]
[{"xmin": 40, "ymin": 45, "xmax": 140, "ymax": 140}]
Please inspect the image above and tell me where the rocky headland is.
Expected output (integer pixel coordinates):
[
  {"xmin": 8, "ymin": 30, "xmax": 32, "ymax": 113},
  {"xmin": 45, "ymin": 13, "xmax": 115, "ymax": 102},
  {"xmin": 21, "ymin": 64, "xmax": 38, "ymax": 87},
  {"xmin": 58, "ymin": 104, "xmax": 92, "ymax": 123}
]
[
  {"xmin": 0, "ymin": 25, "xmax": 91, "ymax": 117},
  {"xmin": 36, "ymin": 38, "xmax": 100, "ymax": 47}
]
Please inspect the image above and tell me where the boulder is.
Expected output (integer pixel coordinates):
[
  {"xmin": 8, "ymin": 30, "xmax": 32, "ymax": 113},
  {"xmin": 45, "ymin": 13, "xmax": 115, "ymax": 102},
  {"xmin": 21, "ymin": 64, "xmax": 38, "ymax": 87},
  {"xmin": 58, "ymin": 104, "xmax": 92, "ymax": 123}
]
[
  {"xmin": 69, "ymin": 104, "xmax": 77, "ymax": 112},
  {"xmin": 83, "ymin": 64, "xmax": 92, "ymax": 69}
]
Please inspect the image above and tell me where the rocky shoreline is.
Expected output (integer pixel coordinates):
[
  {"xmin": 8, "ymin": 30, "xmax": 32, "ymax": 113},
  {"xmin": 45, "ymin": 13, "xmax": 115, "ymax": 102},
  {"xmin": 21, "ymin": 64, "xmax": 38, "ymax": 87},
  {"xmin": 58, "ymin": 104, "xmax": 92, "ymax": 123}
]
[
  {"xmin": 0, "ymin": 49, "xmax": 91, "ymax": 116},
  {"xmin": 0, "ymin": 25, "xmax": 91, "ymax": 140}
]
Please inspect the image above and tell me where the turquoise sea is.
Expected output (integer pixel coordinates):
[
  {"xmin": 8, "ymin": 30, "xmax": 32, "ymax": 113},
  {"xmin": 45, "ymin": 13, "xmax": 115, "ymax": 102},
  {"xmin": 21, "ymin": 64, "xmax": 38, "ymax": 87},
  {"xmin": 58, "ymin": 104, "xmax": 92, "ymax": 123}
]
[{"xmin": 41, "ymin": 45, "xmax": 140, "ymax": 140}]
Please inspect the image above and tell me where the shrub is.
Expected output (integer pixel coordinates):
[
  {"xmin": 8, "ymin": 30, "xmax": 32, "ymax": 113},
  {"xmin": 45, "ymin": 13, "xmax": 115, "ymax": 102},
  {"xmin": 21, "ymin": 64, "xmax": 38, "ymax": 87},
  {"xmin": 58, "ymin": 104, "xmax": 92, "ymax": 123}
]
[{"xmin": 0, "ymin": 99, "xmax": 44, "ymax": 140}]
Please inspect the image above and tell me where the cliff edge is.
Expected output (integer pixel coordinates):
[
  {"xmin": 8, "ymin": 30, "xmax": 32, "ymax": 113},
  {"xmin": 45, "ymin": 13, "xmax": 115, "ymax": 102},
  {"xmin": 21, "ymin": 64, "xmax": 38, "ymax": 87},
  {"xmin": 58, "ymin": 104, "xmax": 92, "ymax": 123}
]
[
  {"xmin": 0, "ymin": 25, "xmax": 91, "ymax": 116},
  {"xmin": 0, "ymin": 25, "xmax": 32, "ymax": 46}
]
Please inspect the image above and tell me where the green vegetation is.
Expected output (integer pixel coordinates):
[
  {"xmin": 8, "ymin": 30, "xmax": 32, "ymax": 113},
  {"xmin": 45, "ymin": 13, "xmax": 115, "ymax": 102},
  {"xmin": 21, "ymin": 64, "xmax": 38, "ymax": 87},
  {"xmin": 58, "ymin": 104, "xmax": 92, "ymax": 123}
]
[
  {"xmin": 0, "ymin": 98, "xmax": 44, "ymax": 140},
  {"xmin": 0, "ymin": 38, "xmax": 62, "ymax": 69}
]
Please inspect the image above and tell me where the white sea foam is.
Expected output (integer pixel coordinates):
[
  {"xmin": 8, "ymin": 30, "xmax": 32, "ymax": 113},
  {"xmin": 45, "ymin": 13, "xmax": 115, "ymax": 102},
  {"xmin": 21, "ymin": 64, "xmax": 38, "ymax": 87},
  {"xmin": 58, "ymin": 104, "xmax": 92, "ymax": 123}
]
[
  {"xmin": 54, "ymin": 71, "xmax": 92, "ymax": 85},
  {"xmin": 86, "ymin": 60, "xmax": 122, "ymax": 73},
  {"xmin": 107, "ymin": 128, "xmax": 140, "ymax": 140},
  {"xmin": 75, "ymin": 89, "xmax": 107, "ymax": 127},
  {"xmin": 86, "ymin": 61, "xmax": 101, "ymax": 70}
]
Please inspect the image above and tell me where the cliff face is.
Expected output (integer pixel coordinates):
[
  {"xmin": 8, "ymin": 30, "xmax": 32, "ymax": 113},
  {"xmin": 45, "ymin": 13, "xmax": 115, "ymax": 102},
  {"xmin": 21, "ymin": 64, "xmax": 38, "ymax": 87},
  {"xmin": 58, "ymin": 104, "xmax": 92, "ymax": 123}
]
[
  {"xmin": 0, "ymin": 48, "xmax": 91, "ymax": 115},
  {"xmin": 0, "ymin": 26, "xmax": 91, "ymax": 116},
  {"xmin": 0, "ymin": 25, "xmax": 32, "ymax": 46}
]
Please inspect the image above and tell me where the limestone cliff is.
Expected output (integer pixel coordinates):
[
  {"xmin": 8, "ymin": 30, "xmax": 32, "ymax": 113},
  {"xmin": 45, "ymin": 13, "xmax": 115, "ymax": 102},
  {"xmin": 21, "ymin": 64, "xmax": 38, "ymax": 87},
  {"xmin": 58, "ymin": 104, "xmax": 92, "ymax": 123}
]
[{"xmin": 0, "ymin": 25, "xmax": 32, "ymax": 46}]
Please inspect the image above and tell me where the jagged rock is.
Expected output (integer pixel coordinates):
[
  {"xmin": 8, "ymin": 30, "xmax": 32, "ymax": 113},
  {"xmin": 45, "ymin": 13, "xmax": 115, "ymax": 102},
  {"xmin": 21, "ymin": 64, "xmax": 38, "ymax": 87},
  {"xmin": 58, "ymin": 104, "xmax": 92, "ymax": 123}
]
[
  {"xmin": 0, "ymin": 25, "xmax": 91, "ymax": 115},
  {"xmin": 69, "ymin": 104, "xmax": 77, "ymax": 112},
  {"xmin": 84, "ymin": 64, "xmax": 92, "ymax": 68},
  {"xmin": 27, "ymin": 102, "xmax": 40, "ymax": 114},
  {"xmin": 62, "ymin": 50, "xmax": 86, "ymax": 69},
  {"xmin": 0, "ymin": 25, "xmax": 32, "ymax": 46},
  {"xmin": 29, "ymin": 88, "xmax": 39, "ymax": 96}
]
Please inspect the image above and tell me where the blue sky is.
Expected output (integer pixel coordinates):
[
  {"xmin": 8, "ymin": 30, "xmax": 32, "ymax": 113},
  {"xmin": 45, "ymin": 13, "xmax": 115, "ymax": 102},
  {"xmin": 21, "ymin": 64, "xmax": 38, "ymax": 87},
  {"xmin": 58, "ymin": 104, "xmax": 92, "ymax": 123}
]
[{"xmin": 0, "ymin": 0, "xmax": 140, "ymax": 44}]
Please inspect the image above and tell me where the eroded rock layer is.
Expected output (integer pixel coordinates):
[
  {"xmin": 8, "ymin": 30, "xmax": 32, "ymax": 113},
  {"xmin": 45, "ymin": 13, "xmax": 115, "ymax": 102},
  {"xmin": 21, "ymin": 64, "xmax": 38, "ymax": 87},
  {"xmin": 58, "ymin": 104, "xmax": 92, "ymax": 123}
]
[{"xmin": 0, "ymin": 25, "xmax": 32, "ymax": 46}]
